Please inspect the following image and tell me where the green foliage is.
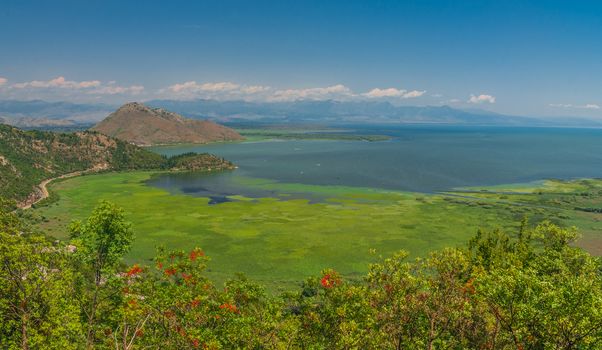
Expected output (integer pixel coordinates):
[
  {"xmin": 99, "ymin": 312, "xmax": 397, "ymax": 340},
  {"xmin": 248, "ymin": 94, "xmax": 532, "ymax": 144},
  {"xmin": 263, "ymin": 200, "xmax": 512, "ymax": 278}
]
[
  {"xmin": 68, "ymin": 200, "xmax": 134, "ymax": 347},
  {"xmin": 70, "ymin": 200, "xmax": 134, "ymax": 273},
  {"xmin": 0, "ymin": 124, "xmax": 164, "ymax": 203},
  {"xmin": 1, "ymin": 199, "xmax": 601, "ymax": 348},
  {"xmin": 162, "ymin": 152, "xmax": 236, "ymax": 171},
  {"xmin": 0, "ymin": 203, "xmax": 82, "ymax": 349}
]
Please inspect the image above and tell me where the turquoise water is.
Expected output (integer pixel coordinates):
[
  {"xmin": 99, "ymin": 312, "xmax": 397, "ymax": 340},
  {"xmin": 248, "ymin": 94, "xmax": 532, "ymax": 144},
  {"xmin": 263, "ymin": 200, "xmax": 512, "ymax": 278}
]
[{"xmin": 149, "ymin": 126, "xmax": 602, "ymax": 197}]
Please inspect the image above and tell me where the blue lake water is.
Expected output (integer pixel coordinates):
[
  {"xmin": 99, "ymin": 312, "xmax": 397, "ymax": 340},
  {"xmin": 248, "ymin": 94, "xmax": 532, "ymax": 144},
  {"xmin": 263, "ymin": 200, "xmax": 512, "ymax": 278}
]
[{"xmin": 149, "ymin": 125, "xmax": 602, "ymax": 197}]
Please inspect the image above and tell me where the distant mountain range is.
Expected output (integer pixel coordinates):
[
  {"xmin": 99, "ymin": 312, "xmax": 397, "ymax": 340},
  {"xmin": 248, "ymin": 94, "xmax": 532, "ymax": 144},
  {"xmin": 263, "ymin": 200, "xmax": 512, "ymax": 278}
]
[
  {"xmin": 0, "ymin": 100, "xmax": 114, "ymax": 127},
  {"xmin": 1, "ymin": 99, "xmax": 600, "ymax": 128},
  {"xmin": 91, "ymin": 102, "xmax": 243, "ymax": 146}
]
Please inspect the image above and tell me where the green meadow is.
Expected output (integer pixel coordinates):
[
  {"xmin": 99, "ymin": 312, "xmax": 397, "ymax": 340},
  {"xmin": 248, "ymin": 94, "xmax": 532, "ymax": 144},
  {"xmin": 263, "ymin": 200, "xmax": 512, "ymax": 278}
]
[{"xmin": 31, "ymin": 171, "xmax": 602, "ymax": 290}]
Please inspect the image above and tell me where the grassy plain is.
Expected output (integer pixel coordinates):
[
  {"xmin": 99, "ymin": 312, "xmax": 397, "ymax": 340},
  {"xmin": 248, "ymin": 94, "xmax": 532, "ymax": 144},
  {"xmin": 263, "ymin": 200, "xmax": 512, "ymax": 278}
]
[{"xmin": 31, "ymin": 172, "xmax": 602, "ymax": 290}]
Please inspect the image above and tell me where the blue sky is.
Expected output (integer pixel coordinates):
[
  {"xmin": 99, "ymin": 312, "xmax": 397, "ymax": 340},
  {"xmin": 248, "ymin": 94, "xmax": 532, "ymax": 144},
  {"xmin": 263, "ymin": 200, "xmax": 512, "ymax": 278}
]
[{"xmin": 1, "ymin": 0, "xmax": 601, "ymax": 118}]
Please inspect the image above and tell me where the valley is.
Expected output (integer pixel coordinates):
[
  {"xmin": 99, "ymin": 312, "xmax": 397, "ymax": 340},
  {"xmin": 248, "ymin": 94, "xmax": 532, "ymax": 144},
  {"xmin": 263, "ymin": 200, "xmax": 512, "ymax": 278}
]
[{"xmin": 30, "ymin": 167, "xmax": 602, "ymax": 291}]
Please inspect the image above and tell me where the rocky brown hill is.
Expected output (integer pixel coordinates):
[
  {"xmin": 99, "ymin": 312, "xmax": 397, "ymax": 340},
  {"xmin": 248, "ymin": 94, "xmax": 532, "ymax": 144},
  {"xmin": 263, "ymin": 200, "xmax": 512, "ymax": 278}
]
[{"xmin": 91, "ymin": 102, "xmax": 243, "ymax": 146}]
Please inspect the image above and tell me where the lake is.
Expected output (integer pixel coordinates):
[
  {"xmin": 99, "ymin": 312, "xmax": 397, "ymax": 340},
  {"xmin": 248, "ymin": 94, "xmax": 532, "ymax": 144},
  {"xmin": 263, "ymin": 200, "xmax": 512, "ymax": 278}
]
[{"xmin": 149, "ymin": 125, "xmax": 602, "ymax": 197}]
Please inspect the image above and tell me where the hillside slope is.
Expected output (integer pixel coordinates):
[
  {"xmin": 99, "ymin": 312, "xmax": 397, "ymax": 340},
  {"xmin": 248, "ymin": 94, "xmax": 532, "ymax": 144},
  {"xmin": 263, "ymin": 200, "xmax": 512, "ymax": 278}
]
[
  {"xmin": 91, "ymin": 102, "xmax": 243, "ymax": 146},
  {"xmin": 0, "ymin": 124, "xmax": 236, "ymax": 206},
  {"xmin": 0, "ymin": 124, "xmax": 165, "ymax": 205}
]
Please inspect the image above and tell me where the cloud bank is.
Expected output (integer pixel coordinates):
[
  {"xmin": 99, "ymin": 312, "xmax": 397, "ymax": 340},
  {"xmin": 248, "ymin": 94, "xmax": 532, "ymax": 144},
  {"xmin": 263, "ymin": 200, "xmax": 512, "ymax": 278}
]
[
  {"xmin": 550, "ymin": 103, "xmax": 600, "ymax": 110},
  {"xmin": 161, "ymin": 81, "xmax": 426, "ymax": 102},
  {"xmin": 0, "ymin": 76, "xmax": 433, "ymax": 103},
  {"xmin": 363, "ymin": 88, "xmax": 426, "ymax": 99},
  {"xmin": 0, "ymin": 76, "xmax": 144, "ymax": 101},
  {"xmin": 468, "ymin": 94, "xmax": 496, "ymax": 104}
]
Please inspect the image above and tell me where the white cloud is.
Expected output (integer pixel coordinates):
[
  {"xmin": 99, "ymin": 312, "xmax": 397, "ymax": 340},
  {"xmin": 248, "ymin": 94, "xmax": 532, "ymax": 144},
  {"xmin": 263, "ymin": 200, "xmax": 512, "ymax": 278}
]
[
  {"xmin": 168, "ymin": 81, "xmax": 241, "ymax": 93},
  {"xmin": 2, "ymin": 76, "xmax": 146, "ymax": 102},
  {"xmin": 468, "ymin": 94, "xmax": 496, "ymax": 104},
  {"xmin": 550, "ymin": 103, "xmax": 600, "ymax": 110},
  {"xmin": 12, "ymin": 76, "xmax": 101, "ymax": 89},
  {"xmin": 161, "ymin": 80, "xmax": 428, "ymax": 102},
  {"xmin": 270, "ymin": 84, "xmax": 352, "ymax": 101},
  {"xmin": 363, "ymin": 87, "xmax": 425, "ymax": 99},
  {"xmin": 163, "ymin": 81, "xmax": 272, "ymax": 100},
  {"xmin": 403, "ymin": 90, "xmax": 426, "ymax": 98},
  {"xmin": 241, "ymin": 85, "xmax": 271, "ymax": 94},
  {"xmin": 89, "ymin": 84, "xmax": 144, "ymax": 95},
  {"xmin": 1, "ymin": 76, "xmax": 431, "ymax": 104},
  {"xmin": 364, "ymin": 88, "xmax": 406, "ymax": 98}
]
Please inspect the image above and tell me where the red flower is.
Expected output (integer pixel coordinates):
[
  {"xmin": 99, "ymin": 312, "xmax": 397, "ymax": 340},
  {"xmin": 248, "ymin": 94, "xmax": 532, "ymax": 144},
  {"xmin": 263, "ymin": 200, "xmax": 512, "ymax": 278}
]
[
  {"xmin": 321, "ymin": 275, "xmax": 331, "ymax": 288},
  {"xmin": 219, "ymin": 303, "xmax": 238, "ymax": 313},
  {"xmin": 320, "ymin": 271, "xmax": 341, "ymax": 289},
  {"xmin": 182, "ymin": 272, "xmax": 192, "ymax": 281},
  {"xmin": 156, "ymin": 261, "xmax": 163, "ymax": 269},
  {"xmin": 190, "ymin": 249, "xmax": 205, "ymax": 261},
  {"xmin": 191, "ymin": 299, "xmax": 201, "ymax": 308},
  {"xmin": 192, "ymin": 339, "xmax": 200, "ymax": 348},
  {"xmin": 126, "ymin": 264, "xmax": 143, "ymax": 277},
  {"xmin": 165, "ymin": 267, "xmax": 177, "ymax": 276}
]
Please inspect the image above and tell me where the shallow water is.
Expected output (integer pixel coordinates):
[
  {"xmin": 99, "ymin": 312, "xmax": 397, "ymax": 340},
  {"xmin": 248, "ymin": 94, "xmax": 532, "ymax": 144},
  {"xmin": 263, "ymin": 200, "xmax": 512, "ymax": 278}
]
[{"xmin": 149, "ymin": 125, "xmax": 602, "ymax": 197}]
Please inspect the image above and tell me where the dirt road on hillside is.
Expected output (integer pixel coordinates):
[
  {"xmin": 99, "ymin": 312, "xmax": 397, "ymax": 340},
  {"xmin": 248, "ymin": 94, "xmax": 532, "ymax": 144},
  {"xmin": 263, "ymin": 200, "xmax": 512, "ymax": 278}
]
[{"xmin": 19, "ymin": 164, "xmax": 108, "ymax": 209}]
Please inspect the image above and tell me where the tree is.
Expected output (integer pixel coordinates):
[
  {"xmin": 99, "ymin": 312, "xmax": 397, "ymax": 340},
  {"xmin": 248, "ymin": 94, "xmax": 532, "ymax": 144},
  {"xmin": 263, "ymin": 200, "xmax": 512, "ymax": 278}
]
[
  {"xmin": 69, "ymin": 200, "xmax": 134, "ymax": 348},
  {"xmin": 0, "ymin": 200, "xmax": 81, "ymax": 349}
]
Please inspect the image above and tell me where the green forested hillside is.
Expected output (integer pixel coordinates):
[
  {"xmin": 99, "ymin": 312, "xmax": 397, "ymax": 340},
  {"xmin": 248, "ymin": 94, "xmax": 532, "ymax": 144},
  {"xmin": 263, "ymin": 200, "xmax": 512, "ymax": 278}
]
[
  {"xmin": 0, "ymin": 124, "xmax": 235, "ymax": 205},
  {"xmin": 0, "ymin": 124, "xmax": 164, "ymax": 204}
]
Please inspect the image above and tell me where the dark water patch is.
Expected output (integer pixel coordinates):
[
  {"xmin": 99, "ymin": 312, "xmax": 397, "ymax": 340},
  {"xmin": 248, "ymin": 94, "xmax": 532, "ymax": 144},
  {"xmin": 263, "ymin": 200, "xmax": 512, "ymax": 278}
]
[
  {"xmin": 146, "ymin": 171, "xmax": 330, "ymax": 204},
  {"xmin": 208, "ymin": 196, "xmax": 233, "ymax": 205},
  {"xmin": 181, "ymin": 186, "xmax": 209, "ymax": 194}
]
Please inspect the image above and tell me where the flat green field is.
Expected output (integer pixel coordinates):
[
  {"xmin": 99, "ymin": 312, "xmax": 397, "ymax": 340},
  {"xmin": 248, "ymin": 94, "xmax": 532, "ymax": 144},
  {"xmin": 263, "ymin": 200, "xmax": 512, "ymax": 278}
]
[{"xmin": 31, "ymin": 171, "xmax": 602, "ymax": 290}]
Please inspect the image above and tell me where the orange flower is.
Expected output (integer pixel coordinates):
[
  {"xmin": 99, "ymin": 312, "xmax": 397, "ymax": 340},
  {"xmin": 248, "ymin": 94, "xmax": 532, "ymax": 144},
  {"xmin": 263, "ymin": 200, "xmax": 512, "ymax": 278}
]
[
  {"xmin": 126, "ymin": 264, "xmax": 143, "ymax": 277},
  {"xmin": 165, "ymin": 267, "xmax": 177, "ymax": 276},
  {"xmin": 219, "ymin": 303, "xmax": 238, "ymax": 313},
  {"xmin": 192, "ymin": 339, "xmax": 200, "ymax": 348},
  {"xmin": 462, "ymin": 278, "xmax": 476, "ymax": 295},
  {"xmin": 191, "ymin": 299, "xmax": 201, "ymax": 308}
]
